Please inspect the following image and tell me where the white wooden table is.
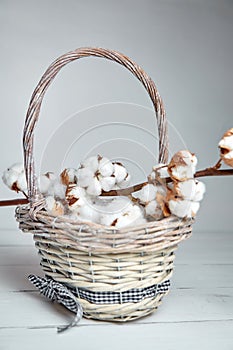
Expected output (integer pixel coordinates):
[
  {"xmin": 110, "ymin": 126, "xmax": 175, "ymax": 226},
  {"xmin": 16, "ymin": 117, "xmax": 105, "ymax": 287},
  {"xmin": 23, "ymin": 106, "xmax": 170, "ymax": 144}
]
[{"xmin": 0, "ymin": 227, "xmax": 232, "ymax": 350}]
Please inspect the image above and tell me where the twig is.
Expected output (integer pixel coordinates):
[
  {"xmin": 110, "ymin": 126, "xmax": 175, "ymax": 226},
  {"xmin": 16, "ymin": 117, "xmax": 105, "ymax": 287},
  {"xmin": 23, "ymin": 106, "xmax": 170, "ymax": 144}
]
[
  {"xmin": 194, "ymin": 167, "xmax": 233, "ymax": 178},
  {"xmin": 102, "ymin": 167, "xmax": 233, "ymax": 197},
  {"xmin": 0, "ymin": 198, "xmax": 29, "ymax": 207},
  {"xmin": 0, "ymin": 167, "xmax": 233, "ymax": 206}
]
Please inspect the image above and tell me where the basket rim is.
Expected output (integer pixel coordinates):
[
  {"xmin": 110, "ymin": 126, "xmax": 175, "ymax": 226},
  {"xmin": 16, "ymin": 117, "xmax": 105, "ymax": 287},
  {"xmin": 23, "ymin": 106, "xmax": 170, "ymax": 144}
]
[{"xmin": 15, "ymin": 204, "xmax": 193, "ymax": 253}]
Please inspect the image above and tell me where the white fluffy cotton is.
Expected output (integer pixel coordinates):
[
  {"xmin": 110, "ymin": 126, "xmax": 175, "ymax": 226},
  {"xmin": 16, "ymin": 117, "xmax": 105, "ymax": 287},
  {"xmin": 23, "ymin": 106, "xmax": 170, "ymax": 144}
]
[
  {"xmin": 133, "ymin": 183, "xmax": 165, "ymax": 220},
  {"xmin": 219, "ymin": 132, "xmax": 233, "ymax": 151},
  {"xmin": 76, "ymin": 156, "xmax": 115, "ymax": 196},
  {"xmin": 168, "ymin": 150, "xmax": 197, "ymax": 181},
  {"xmin": 86, "ymin": 177, "xmax": 102, "ymax": 196},
  {"xmin": 98, "ymin": 197, "xmax": 145, "ymax": 228},
  {"xmin": 174, "ymin": 179, "xmax": 206, "ymax": 201},
  {"xmin": 77, "ymin": 204, "xmax": 100, "ymax": 223},
  {"xmin": 98, "ymin": 157, "xmax": 114, "ymax": 177},
  {"xmin": 135, "ymin": 184, "xmax": 158, "ymax": 203},
  {"xmin": 113, "ymin": 162, "xmax": 128, "ymax": 183},
  {"xmin": 39, "ymin": 172, "xmax": 56, "ymax": 194},
  {"xmin": 45, "ymin": 196, "xmax": 64, "ymax": 216},
  {"xmin": 219, "ymin": 128, "xmax": 233, "ymax": 167},
  {"xmin": 2, "ymin": 163, "xmax": 27, "ymax": 193},
  {"xmin": 76, "ymin": 155, "xmax": 132, "ymax": 196},
  {"xmin": 144, "ymin": 200, "xmax": 163, "ymax": 220},
  {"xmin": 60, "ymin": 168, "xmax": 77, "ymax": 186},
  {"xmin": 66, "ymin": 185, "xmax": 86, "ymax": 210},
  {"xmin": 168, "ymin": 199, "xmax": 200, "ymax": 218}
]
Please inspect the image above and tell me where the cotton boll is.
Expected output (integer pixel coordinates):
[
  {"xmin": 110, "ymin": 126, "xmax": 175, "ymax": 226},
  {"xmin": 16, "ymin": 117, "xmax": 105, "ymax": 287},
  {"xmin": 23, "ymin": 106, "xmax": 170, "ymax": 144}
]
[
  {"xmin": 99, "ymin": 199, "xmax": 145, "ymax": 228},
  {"xmin": 192, "ymin": 180, "xmax": 206, "ymax": 202},
  {"xmin": 222, "ymin": 150, "xmax": 233, "ymax": 167},
  {"xmin": 174, "ymin": 179, "xmax": 206, "ymax": 202},
  {"xmin": 2, "ymin": 163, "xmax": 27, "ymax": 193},
  {"xmin": 113, "ymin": 162, "xmax": 128, "ymax": 183},
  {"xmin": 45, "ymin": 196, "xmax": 64, "ymax": 216},
  {"xmin": 114, "ymin": 205, "xmax": 146, "ymax": 228},
  {"xmin": 168, "ymin": 199, "xmax": 191, "ymax": 218},
  {"xmin": 99, "ymin": 212, "xmax": 118, "ymax": 227},
  {"xmin": 145, "ymin": 200, "xmax": 164, "ymax": 220},
  {"xmin": 169, "ymin": 198, "xmax": 200, "ymax": 218},
  {"xmin": 60, "ymin": 168, "xmax": 77, "ymax": 186},
  {"xmin": 51, "ymin": 180, "xmax": 67, "ymax": 199},
  {"xmin": 39, "ymin": 172, "xmax": 56, "ymax": 195},
  {"xmin": 2, "ymin": 169, "xmax": 20, "ymax": 191},
  {"xmin": 86, "ymin": 177, "xmax": 102, "ymax": 196},
  {"xmin": 117, "ymin": 173, "xmax": 131, "ymax": 189},
  {"xmin": 169, "ymin": 165, "xmax": 194, "ymax": 181},
  {"xmin": 66, "ymin": 185, "xmax": 86, "ymax": 210},
  {"xmin": 174, "ymin": 179, "xmax": 197, "ymax": 200},
  {"xmin": 76, "ymin": 168, "xmax": 93, "ymax": 187},
  {"xmin": 17, "ymin": 172, "xmax": 27, "ymax": 192},
  {"xmin": 168, "ymin": 150, "xmax": 197, "ymax": 181},
  {"xmin": 134, "ymin": 184, "xmax": 157, "ymax": 204},
  {"xmin": 98, "ymin": 197, "xmax": 133, "ymax": 225},
  {"xmin": 81, "ymin": 156, "xmax": 99, "ymax": 172},
  {"xmin": 10, "ymin": 163, "xmax": 25, "ymax": 174},
  {"xmin": 78, "ymin": 204, "xmax": 100, "ymax": 223},
  {"xmin": 99, "ymin": 176, "xmax": 116, "ymax": 192},
  {"xmin": 219, "ymin": 128, "xmax": 233, "ymax": 167},
  {"xmin": 98, "ymin": 196, "xmax": 132, "ymax": 215},
  {"xmin": 98, "ymin": 157, "xmax": 114, "ymax": 177}
]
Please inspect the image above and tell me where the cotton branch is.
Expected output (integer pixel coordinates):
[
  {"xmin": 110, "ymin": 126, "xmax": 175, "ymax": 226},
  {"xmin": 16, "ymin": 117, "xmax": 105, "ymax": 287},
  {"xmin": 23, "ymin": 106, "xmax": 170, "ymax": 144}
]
[{"xmin": 0, "ymin": 165, "xmax": 233, "ymax": 206}]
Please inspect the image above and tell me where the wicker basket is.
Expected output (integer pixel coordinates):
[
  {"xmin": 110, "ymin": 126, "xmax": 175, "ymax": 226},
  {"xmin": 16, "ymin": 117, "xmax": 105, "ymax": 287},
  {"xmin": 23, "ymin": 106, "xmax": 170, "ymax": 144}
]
[{"xmin": 15, "ymin": 47, "xmax": 193, "ymax": 322}]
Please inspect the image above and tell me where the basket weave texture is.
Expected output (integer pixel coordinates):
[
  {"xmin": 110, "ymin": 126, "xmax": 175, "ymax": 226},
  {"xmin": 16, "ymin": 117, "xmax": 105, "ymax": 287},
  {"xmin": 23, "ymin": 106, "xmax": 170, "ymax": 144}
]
[{"xmin": 15, "ymin": 47, "xmax": 193, "ymax": 322}]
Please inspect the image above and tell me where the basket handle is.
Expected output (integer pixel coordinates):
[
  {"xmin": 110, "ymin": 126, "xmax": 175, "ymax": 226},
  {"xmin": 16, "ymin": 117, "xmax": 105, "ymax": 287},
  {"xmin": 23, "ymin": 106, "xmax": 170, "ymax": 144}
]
[{"xmin": 23, "ymin": 47, "xmax": 169, "ymax": 205}]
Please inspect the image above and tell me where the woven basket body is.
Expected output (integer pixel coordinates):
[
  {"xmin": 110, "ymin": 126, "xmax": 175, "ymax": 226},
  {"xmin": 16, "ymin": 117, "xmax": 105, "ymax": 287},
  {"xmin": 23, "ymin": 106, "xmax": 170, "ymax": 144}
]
[{"xmin": 16, "ymin": 48, "xmax": 193, "ymax": 322}]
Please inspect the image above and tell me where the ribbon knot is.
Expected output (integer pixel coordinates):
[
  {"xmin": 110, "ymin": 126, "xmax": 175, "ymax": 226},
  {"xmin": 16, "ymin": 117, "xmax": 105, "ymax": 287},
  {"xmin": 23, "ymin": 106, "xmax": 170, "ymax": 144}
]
[{"xmin": 28, "ymin": 274, "xmax": 83, "ymax": 333}]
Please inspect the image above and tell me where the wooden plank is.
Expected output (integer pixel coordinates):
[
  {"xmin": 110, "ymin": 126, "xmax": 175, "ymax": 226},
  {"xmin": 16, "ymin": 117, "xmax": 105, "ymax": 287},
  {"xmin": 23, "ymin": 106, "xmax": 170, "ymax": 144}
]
[
  {"xmin": 0, "ymin": 287, "xmax": 232, "ymax": 329},
  {"xmin": 0, "ymin": 321, "xmax": 233, "ymax": 350}
]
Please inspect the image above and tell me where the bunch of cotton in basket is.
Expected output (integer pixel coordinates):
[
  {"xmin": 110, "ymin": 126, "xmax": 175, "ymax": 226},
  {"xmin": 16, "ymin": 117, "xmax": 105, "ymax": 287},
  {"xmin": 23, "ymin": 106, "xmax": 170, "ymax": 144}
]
[
  {"xmin": 2, "ymin": 163, "xmax": 27, "ymax": 194},
  {"xmin": 218, "ymin": 128, "xmax": 233, "ymax": 168},
  {"xmin": 97, "ymin": 197, "xmax": 146, "ymax": 228},
  {"xmin": 76, "ymin": 155, "xmax": 130, "ymax": 196}
]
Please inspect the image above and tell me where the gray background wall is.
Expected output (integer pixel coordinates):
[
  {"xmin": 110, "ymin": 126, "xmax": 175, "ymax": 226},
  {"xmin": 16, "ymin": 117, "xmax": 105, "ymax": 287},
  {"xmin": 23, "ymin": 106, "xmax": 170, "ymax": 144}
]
[{"xmin": 0, "ymin": 0, "xmax": 232, "ymax": 232}]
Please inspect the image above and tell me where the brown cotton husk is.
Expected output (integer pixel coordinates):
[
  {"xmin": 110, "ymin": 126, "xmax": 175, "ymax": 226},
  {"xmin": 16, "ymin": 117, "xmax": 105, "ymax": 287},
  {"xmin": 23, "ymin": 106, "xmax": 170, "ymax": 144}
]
[
  {"xmin": 60, "ymin": 169, "xmax": 70, "ymax": 186},
  {"xmin": 168, "ymin": 150, "xmax": 191, "ymax": 168},
  {"xmin": 156, "ymin": 192, "xmax": 171, "ymax": 217},
  {"xmin": 65, "ymin": 184, "xmax": 78, "ymax": 206},
  {"xmin": 221, "ymin": 157, "xmax": 233, "ymax": 168},
  {"xmin": 222, "ymin": 128, "xmax": 233, "ymax": 138},
  {"xmin": 219, "ymin": 129, "xmax": 233, "ymax": 168},
  {"xmin": 53, "ymin": 202, "xmax": 65, "ymax": 216},
  {"xmin": 11, "ymin": 182, "xmax": 20, "ymax": 193}
]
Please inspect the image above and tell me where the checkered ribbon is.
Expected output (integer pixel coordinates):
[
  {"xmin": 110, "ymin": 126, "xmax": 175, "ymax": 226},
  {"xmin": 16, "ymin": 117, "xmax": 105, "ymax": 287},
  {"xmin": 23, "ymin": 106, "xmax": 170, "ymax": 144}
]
[
  {"xmin": 28, "ymin": 274, "xmax": 170, "ymax": 332},
  {"xmin": 70, "ymin": 280, "xmax": 170, "ymax": 304}
]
